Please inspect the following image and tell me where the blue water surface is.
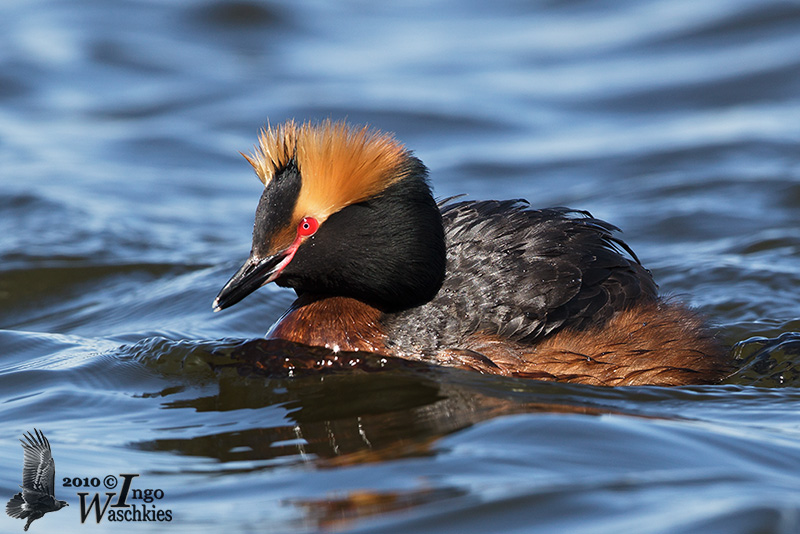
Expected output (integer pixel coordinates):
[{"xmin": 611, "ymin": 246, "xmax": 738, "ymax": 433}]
[{"xmin": 1, "ymin": 0, "xmax": 800, "ymax": 532}]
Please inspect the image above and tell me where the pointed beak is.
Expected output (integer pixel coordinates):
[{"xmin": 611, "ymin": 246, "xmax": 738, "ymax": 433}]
[{"xmin": 213, "ymin": 251, "xmax": 288, "ymax": 312}]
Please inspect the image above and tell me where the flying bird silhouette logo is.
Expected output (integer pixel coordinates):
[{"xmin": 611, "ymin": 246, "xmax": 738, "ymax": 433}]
[{"xmin": 6, "ymin": 429, "xmax": 68, "ymax": 531}]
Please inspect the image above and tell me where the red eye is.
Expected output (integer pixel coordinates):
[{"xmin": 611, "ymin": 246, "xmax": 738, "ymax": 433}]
[{"xmin": 297, "ymin": 216, "xmax": 318, "ymax": 237}]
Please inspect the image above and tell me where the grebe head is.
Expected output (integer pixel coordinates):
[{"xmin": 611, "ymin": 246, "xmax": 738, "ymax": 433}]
[{"xmin": 213, "ymin": 120, "xmax": 446, "ymax": 313}]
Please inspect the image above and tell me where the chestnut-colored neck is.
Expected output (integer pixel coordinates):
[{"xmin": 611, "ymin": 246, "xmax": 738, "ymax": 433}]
[{"xmin": 267, "ymin": 294, "xmax": 387, "ymax": 353}]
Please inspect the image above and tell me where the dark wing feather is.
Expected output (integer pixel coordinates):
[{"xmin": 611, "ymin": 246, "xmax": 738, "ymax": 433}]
[
  {"xmin": 20, "ymin": 429, "xmax": 56, "ymax": 497},
  {"xmin": 384, "ymin": 200, "xmax": 657, "ymax": 353}
]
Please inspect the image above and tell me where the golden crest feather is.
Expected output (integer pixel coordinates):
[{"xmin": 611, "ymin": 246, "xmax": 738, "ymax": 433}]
[{"xmin": 244, "ymin": 120, "xmax": 411, "ymax": 221}]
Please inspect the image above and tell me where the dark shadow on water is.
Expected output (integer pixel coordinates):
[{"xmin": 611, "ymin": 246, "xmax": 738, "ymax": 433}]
[{"xmin": 128, "ymin": 338, "xmax": 614, "ymax": 469}]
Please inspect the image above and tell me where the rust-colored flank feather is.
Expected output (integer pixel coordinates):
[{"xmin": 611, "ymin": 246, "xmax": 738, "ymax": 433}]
[{"xmin": 243, "ymin": 120, "xmax": 410, "ymax": 222}]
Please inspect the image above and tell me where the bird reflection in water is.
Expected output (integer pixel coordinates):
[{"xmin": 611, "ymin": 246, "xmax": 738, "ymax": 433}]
[{"xmin": 134, "ymin": 338, "xmax": 609, "ymax": 501}]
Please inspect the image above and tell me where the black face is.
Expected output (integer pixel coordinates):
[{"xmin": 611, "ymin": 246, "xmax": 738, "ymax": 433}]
[
  {"xmin": 251, "ymin": 158, "xmax": 302, "ymax": 258},
  {"xmin": 213, "ymin": 159, "xmax": 303, "ymax": 311}
]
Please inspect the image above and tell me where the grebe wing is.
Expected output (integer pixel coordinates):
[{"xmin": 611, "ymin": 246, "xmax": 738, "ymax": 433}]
[{"xmin": 439, "ymin": 200, "xmax": 657, "ymax": 342}]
